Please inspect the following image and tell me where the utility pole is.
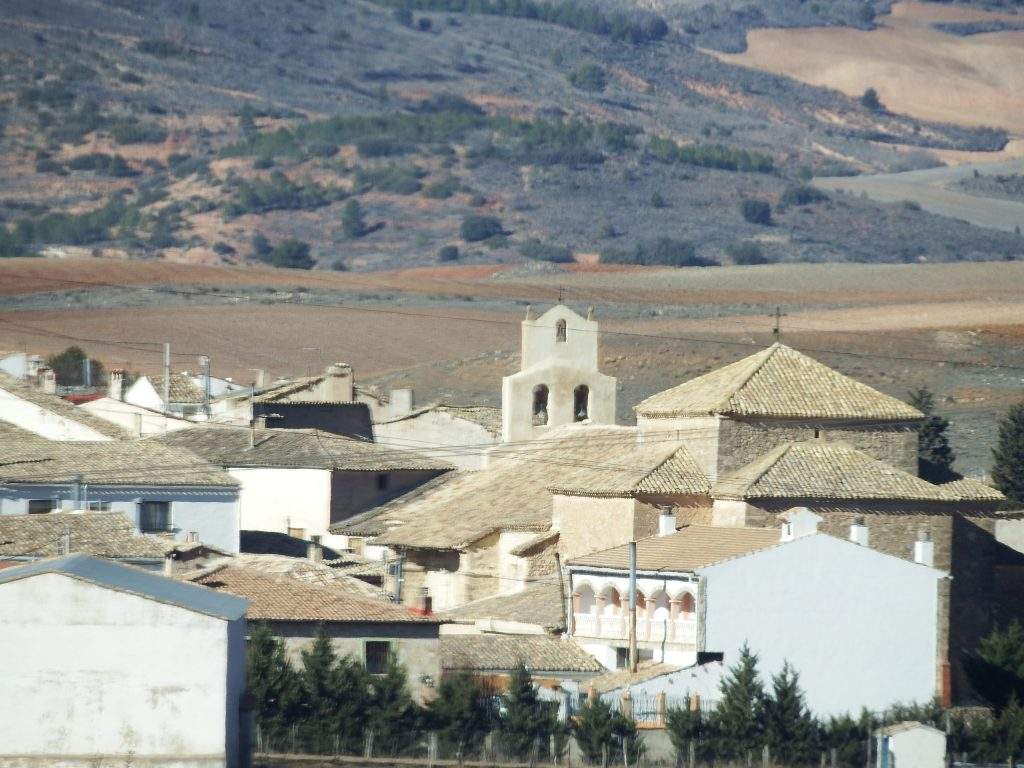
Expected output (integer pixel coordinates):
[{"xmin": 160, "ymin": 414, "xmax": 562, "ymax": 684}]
[
  {"xmin": 628, "ymin": 540, "xmax": 638, "ymax": 673},
  {"xmin": 199, "ymin": 355, "xmax": 211, "ymax": 419},
  {"xmin": 162, "ymin": 342, "xmax": 171, "ymax": 413}
]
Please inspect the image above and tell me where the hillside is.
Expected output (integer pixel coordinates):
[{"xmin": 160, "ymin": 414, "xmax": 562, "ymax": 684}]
[{"xmin": 0, "ymin": 0, "xmax": 1022, "ymax": 271}]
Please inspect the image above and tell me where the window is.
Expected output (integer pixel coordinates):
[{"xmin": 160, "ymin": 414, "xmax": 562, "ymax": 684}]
[
  {"xmin": 365, "ymin": 640, "xmax": 392, "ymax": 675},
  {"xmin": 139, "ymin": 501, "xmax": 171, "ymax": 533},
  {"xmin": 86, "ymin": 500, "xmax": 111, "ymax": 512},
  {"xmin": 377, "ymin": 474, "xmax": 389, "ymax": 492},
  {"xmin": 615, "ymin": 647, "xmax": 630, "ymax": 669},
  {"xmin": 28, "ymin": 499, "xmax": 55, "ymax": 514},
  {"xmin": 679, "ymin": 592, "xmax": 696, "ymax": 615},
  {"xmin": 555, "ymin": 319, "xmax": 567, "ymax": 343},
  {"xmin": 574, "ymin": 385, "xmax": 590, "ymax": 422},
  {"xmin": 532, "ymin": 385, "xmax": 549, "ymax": 426}
]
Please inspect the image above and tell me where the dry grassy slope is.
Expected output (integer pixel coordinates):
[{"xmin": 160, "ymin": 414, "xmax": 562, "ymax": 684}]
[
  {"xmin": 0, "ymin": 0, "xmax": 1021, "ymax": 270},
  {"xmin": 720, "ymin": 1, "xmax": 1024, "ymax": 135}
]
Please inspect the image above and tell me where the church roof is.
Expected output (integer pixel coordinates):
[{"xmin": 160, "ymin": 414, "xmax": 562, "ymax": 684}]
[
  {"xmin": 634, "ymin": 343, "xmax": 923, "ymax": 422},
  {"xmin": 548, "ymin": 441, "xmax": 709, "ymax": 497},
  {"xmin": 713, "ymin": 441, "xmax": 959, "ymax": 502}
]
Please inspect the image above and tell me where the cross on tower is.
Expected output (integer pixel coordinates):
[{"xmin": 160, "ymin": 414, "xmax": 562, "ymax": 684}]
[
  {"xmin": 771, "ymin": 305, "xmax": 787, "ymax": 341},
  {"xmin": 557, "ymin": 285, "xmax": 565, "ymax": 304}
]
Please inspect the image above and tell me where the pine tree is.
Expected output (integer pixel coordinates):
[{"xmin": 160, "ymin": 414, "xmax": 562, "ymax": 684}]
[
  {"xmin": 428, "ymin": 672, "xmax": 494, "ymax": 759},
  {"xmin": 246, "ymin": 623, "xmax": 301, "ymax": 748},
  {"xmin": 909, "ymin": 387, "xmax": 957, "ymax": 482},
  {"xmin": 367, "ymin": 658, "xmax": 421, "ymax": 756},
  {"xmin": 498, "ymin": 664, "xmax": 555, "ymax": 761},
  {"xmin": 993, "ymin": 403, "xmax": 1024, "ymax": 504},
  {"xmin": 713, "ymin": 643, "xmax": 766, "ymax": 759},
  {"xmin": 965, "ymin": 620, "xmax": 1024, "ymax": 712},
  {"xmin": 573, "ymin": 698, "xmax": 642, "ymax": 765},
  {"xmin": 666, "ymin": 701, "xmax": 716, "ymax": 761},
  {"xmin": 297, "ymin": 627, "xmax": 369, "ymax": 753},
  {"xmin": 763, "ymin": 663, "xmax": 819, "ymax": 764},
  {"xmin": 342, "ymin": 199, "xmax": 368, "ymax": 238}
]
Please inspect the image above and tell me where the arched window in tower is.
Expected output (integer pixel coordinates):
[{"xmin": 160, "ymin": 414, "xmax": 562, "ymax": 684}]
[
  {"xmin": 555, "ymin": 319, "xmax": 567, "ymax": 343},
  {"xmin": 574, "ymin": 385, "xmax": 590, "ymax": 422},
  {"xmin": 532, "ymin": 384, "xmax": 549, "ymax": 426}
]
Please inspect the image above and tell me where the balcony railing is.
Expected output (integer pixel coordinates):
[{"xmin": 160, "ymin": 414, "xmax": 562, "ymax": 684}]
[{"xmin": 573, "ymin": 612, "xmax": 697, "ymax": 646}]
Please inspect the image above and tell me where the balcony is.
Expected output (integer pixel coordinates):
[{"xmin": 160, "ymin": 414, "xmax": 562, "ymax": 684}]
[{"xmin": 573, "ymin": 612, "xmax": 697, "ymax": 647}]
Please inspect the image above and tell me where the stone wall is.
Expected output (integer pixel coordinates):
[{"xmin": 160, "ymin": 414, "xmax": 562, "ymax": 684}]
[
  {"xmin": 718, "ymin": 419, "xmax": 919, "ymax": 476},
  {"xmin": 554, "ymin": 495, "xmax": 661, "ymax": 562}
]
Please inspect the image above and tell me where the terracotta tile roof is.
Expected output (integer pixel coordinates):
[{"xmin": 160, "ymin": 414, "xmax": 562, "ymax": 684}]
[
  {"xmin": 0, "ymin": 371, "xmax": 127, "ymax": 439},
  {"xmin": 231, "ymin": 554, "xmax": 385, "ymax": 599},
  {"xmin": 635, "ymin": 343, "xmax": 923, "ymax": 422},
  {"xmin": 150, "ymin": 425, "xmax": 453, "ymax": 472},
  {"xmin": 374, "ymin": 425, "xmax": 703, "ymax": 551},
  {"xmin": 940, "ymin": 477, "xmax": 1006, "ymax": 502},
  {"xmin": 588, "ymin": 663, "xmax": 683, "ymax": 694},
  {"xmin": 713, "ymin": 441, "xmax": 962, "ymax": 502},
  {"xmin": 0, "ymin": 433, "xmax": 237, "ymax": 487},
  {"xmin": 328, "ymin": 474, "xmax": 457, "ymax": 537},
  {"xmin": 568, "ymin": 524, "xmax": 780, "ymax": 572},
  {"xmin": 441, "ymin": 635, "xmax": 603, "ymax": 674},
  {"xmin": 379, "ymin": 404, "xmax": 503, "ymax": 438},
  {"xmin": 0, "ymin": 512, "xmax": 170, "ymax": 559},
  {"xmin": 443, "ymin": 577, "xmax": 566, "ymax": 632},
  {"xmin": 187, "ymin": 564, "xmax": 441, "ymax": 623},
  {"xmin": 549, "ymin": 442, "xmax": 709, "ymax": 498},
  {"xmin": 149, "ymin": 374, "xmax": 205, "ymax": 405}
]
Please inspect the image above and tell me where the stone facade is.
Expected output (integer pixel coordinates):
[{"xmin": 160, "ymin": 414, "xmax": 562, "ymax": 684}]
[{"xmin": 553, "ymin": 495, "xmax": 662, "ymax": 563}]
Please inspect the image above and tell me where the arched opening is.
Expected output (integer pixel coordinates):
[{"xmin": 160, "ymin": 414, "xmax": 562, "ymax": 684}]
[
  {"xmin": 600, "ymin": 585, "xmax": 621, "ymax": 616},
  {"xmin": 576, "ymin": 583, "xmax": 596, "ymax": 615},
  {"xmin": 574, "ymin": 385, "xmax": 590, "ymax": 422},
  {"xmin": 556, "ymin": 319, "xmax": 567, "ymax": 343},
  {"xmin": 532, "ymin": 384, "xmax": 549, "ymax": 426},
  {"xmin": 679, "ymin": 591, "xmax": 696, "ymax": 616},
  {"xmin": 650, "ymin": 590, "xmax": 671, "ymax": 621},
  {"xmin": 635, "ymin": 592, "xmax": 647, "ymax": 611}
]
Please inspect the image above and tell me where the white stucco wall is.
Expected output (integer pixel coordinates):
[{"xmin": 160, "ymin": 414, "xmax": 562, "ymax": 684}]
[
  {"xmin": 877, "ymin": 726, "xmax": 946, "ymax": 768},
  {"xmin": 0, "ymin": 487, "xmax": 240, "ymax": 553},
  {"xmin": 698, "ymin": 534, "xmax": 945, "ymax": 716},
  {"xmin": 125, "ymin": 377, "xmax": 165, "ymax": 411},
  {"xmin": 0, "ymin": 572, "xmax": 241, "ymax": 766},
  {"xmin": 0, "ymin": 352, "xmax": 28, "ymax": 379},
  {"xmin": 80, "ymin": 397, "xmax": 194, "ymax": 437},
  {"xmin": 0, "ymin": 388, "xmax": 113, "ymax": 441},
  {"xmin": 375, "ymin": 412, "xmax": 497, "ymax": 471},
  {"xmin": 231, "ymin": 466, "xmax": 331, "ymax": 539},
  {"xmin": 996, "ymin": 518, "xmax": 1024, "ymax": 556}
]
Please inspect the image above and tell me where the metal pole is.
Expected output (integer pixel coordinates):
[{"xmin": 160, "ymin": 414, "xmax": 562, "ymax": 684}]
[
  {"xmin": 162, "ymin": 342, "xmax": 171, "ymax": 413},
  {"xmin": 396, "ymin": 550, "xmax": 405, "ymax": 604},
  {"xmin": 200, "ymin": 355, "xmax": 211, "ymax": 418},
  {"xmin": 628, "ymin": 540, "xmax": 638, "ymax": 673}
]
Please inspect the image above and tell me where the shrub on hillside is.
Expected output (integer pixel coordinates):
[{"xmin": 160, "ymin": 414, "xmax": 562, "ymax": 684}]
[
  {"xmin": 110, "ymin": 121, "xmax": 168, "ymax": 145},
  {"xmin": 355, "ymin": 165, "xmax": 424, "ymax": 195},
  {"xmin": 438, "ymin": 244, "xmax": 459, "ymax": 262},
  {"xmin": 265, "ymin": 239, "xmax": 315, "ymax": 269},
  {"xmin": 567, "ymin": 64, "xmax": 607, "ymax": 93},
  {"xmin": 740, "ymin": 199, "xmax": 772, "ymax": 226},
  {"xmin": 646, "ymin": 136, "xmax": 774, "ymax": 173},
  {"xmin": 224, "ymin": 171, "xmax": 340, "ymax": 217},
  {"xmin": 726, "ymin": 241, "xmax": 770, "ymax": 265},
  {"xmin": 135, "ymin": 38, "xmax": 185, "ymax": 57},
  {"xmin": 779, "ymin": 185, "xmax": 828, "ymax": 208},
  {"xmin": 603, "ymin": 238, "xmax": 718, "ymax": 267},
  {"xmin": 519, "ymin": 239, "xmax": 572, "ymax": 263},
  {"xmin": 461, "ymin": 214, "xmax": 504, "ymax": 242},
  {"xmin": 861, "ymin": 87, "xmax": 883, "ymax": 112}
]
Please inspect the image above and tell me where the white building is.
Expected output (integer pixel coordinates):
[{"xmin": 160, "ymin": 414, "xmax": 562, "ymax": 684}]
[
  {"xmin": 567, "ymin": 512, "xmax": 948, "ymax": 716},
  {"xmin": 501, "ymin": 305, "xmax": 616, "ymax": 443},
  {"xmin": 876, "ymin": 722, "xmax": 946, "ymax": 768},
  {"xmin": 375, "ymin": 403, "xmax": 501, "ymax": 471},
  {"xmin": 0, "ymin": 554, "xmax": 249, "ymax": 767},
  {"xmin": 0, "ymin": 370, "xmax": 125, "ymax": 441},
  {"xmin": 80, "ymin": 395, "xmax": 196, "ymax": 436}
]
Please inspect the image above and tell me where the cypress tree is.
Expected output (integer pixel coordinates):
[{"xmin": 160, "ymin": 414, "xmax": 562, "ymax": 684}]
[
  {"xmin": 297, "ymin": 626, "xmax": 369, "ymax": 753},
  {"xmin": 909, "ymin": 387, "xmax": 957, "ymax": 482},
  {"xmin": 498, "ymin": 664, "xmax": 555, "ymax": 761},
  {"xmin": 367, "ymin": 657, "xmax": 421, "ymax": 756},
  {"xmin": 428, "ymin": 672, "xmax": 494, "ymax": 759},
  {"xmin": 246, "ymin": 623, "xmax": 301, "ymax": 748},
  {"xmin": 713, "ymin": 643, "xmax": 766, "ymax": 759},
  {"xmin": 763, "ymin": 663, "xmax": 819, "ymax": 764},
  {"xmin": 993, "ymin": 402, "xmax": 1024, "ymax": 504}
]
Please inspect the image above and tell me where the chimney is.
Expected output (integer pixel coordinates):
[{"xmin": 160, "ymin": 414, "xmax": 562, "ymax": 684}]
[
  {"xmin": 254, "ymin": 369, "xmax": 267, "ymax": 389},
  {"xmin": 249, "ymin": 415, "xmax": 267, "ymax": 449},
  {"xmin": 307, "ymin": 535, "xmax": 323, "ymax": 564},
  {"xmin": 413, "ymin": 586, "xmax": 432, "ymax": 616},
  {"xmin": 39, "ymin": 367, "xmax": 57, "ymax": 394},
  {"xmin": 389, "ymin": 388, "xmax": 414, "ymax": 418},
  {"xmin": 849, "ymin": 516, "xmax": 869, "ymax": 547},
  {"xmin": 658, "ymin": 508, "xmax": 677, "ymax": 537},
  {"xmin": 186, "ymin": 531, "xmax": 199, "ymax": 544},
  {"xmin": 914, "ymin": 529, "xmax": 935, "ymax": 567},
  {"xmin": 163, "ymin": 552, "xmax": 175, "ymax": 576},
  {"xmin": 323, "ymin": 363, "xmax": 354, "ymax": 402},
  {"xmin": 108, "ymin": 369, "xmax": 125, "ymax": 401}
]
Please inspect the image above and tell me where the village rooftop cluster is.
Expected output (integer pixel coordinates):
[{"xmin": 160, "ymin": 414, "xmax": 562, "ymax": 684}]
[{"xmin": 0, "ymin": 304, "xmax": 1022, "ymax": 766}]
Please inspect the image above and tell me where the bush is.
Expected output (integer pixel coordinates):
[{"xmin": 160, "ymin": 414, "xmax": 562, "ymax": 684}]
[
  {"xmin": 110, "ymin": 121, "xmax": 168, "ymax": 145},
  {"xmin": 519, "ymin": 239, "xmax": 572, "ymax": 263},
  {"xmin": 779, "ymin": 185, "xmax": 828, "ymax": 208},
  {"xmin": 224, "ymin": 171, "xmax": 340, "ymax": 217},
  {"xmin": 647, "ymin": 136, "xmax": 774, "ymax": 173},
  {"xmin": 35, "ymin": 158, "xmax": 65, "ymax": 175},
  {"xmin": 438, "ymin": 244, "xmax": 460, "ymax": 262},
  {"xmin": 356, "ymin": 137, "xmax": 416, "ymax": 158},
  {"xmin": 135, "ymin": 38, "xmax": 186, "ymax": 57},
  {"xmin": 567, "ymin": 64, "xmax": 607, "ymax": 93},
  {"xmin": 342, "ymin": 199, "xmax": 368, "ymax": 238},
  {"xmin": 650, "ymin": 191, "xmax": 667, "ymax": 208},
  {"xmin": 66, "ymin": 153, "xmax": 134, "ymax": 177},
  {"xmin": 727, "ymin": 241, "xmax": 770, "ymax": 265},
  {"xmin": 267, "ymin": 238, "xmax": 315, "ymax": 269},
  {"xmin": 422, "ymin": 176, "xmax": 461, "ymax": 199},
  {"xmin": 740, "ymin": 199, "xmax": 772, "ymax": 226},
  {"xmin": 461, "ymin": 214, "xmax": 504, "ymax": 242},
  {"xmin": 212, "ymin": 241, "xmax": 236, "ymax": 256},
  {"xmin": 861, "ymin": 87, "xmax": 883, "ymax": 112},
  {"xmin": 355, "ymin": 165, "xmax": 424, "ymax": 195},
  {"xmin": 603, "ymin": 238, "xmax": 718, "ymax": 267}
]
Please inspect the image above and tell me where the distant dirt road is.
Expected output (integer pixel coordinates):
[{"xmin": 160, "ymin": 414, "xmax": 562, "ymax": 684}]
[{"xmin": 814, "ymin": 158, "xmax": 1024, "ymax": 233}]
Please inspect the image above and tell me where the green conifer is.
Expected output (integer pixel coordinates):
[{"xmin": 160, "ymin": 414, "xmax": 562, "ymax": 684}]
[
  {"xmin": 246, "ymin": 623, "xmax": 301, "ymax": 748},
  {"xmin": 763, "ymin": 663, "xmax": 819, "ymax": 763},
  {"xmin": 713, "ymin": 643, "xmax": 766, "ymax": 759},
  {"xmin": 498, "ymin": 664, "xmax": 555, "ymax": 761},
  {"xmin": 909, "ymin": 387, "xmax": 957, "ymax": 482},
  {"xmin": 993, "ymin": 403, "xmax": 1024, "ymax": 504}
]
